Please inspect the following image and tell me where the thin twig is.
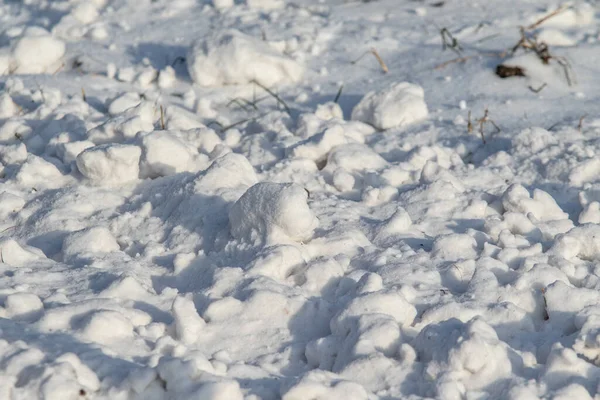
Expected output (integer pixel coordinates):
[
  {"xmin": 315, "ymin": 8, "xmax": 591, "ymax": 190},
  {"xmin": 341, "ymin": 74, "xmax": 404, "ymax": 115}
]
[
  {"xmin": 160, "ymin": 105, "xmax": 165, "ymax": 130},
  {"xmin": 81, "ymin": 88, "xmax": 87, "ymax": 102},
  {"xmin": 474, "ymin": 108, "xmax": 500, "ymax": 144}
]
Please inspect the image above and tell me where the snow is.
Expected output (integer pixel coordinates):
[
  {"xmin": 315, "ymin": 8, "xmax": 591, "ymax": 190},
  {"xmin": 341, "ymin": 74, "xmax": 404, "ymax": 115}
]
[
  {"xmin": 10, "ymin": 30, "xmax": 66, "ymax": 74},
  {"xmin": 229, "ymin": 182, "xmax": 318, "ymax": 244},
  {"xmin": 76, "ymin": 144, "xmax": 141, "ymax": 184},
  {"xmin": 139, "ymin": 131, "xmax": 207, "ymax": 178},
  {"xmin": 351, "ymin": 82, "xmax": 429, "ymax": 130},
  {"xmin": 187, "ymin": 30, "xmax": 304, "ymax": 87},
  {"xmin": 1, "ymin": 0, "xmax": 600, "ymax": 399}
]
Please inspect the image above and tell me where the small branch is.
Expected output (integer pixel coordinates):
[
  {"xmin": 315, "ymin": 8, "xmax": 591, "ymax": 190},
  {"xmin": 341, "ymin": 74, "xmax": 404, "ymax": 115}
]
[
  {"xmin": 160, "ymin": 105, "xmax": 166, "ymax": 130},
  {"xmin": 81, "ymin": 87, "xmax": 87, "ymax": 102},
  {"xmin": 472, "ymin": 108, "xmax": 500, "ymax": 144}
]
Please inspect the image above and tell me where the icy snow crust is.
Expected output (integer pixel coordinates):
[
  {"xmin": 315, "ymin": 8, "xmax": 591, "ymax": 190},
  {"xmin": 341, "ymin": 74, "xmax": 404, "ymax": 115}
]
[{"xmin": 0, "ymin": 0, "xmax": 600, "ymax": 399}]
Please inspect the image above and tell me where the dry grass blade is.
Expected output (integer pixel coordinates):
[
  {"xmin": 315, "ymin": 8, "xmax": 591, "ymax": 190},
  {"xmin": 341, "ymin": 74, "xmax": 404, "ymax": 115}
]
[
  {"xmin": 370, "ymin": 49, "xmax": 389, "ymax": 73},
  {"xmin": 334, "ymin": 84, "xmax": 344, "ymax": 103},
  {"xmin": 555, "ymin": 56, "xmax": 576, "ymax": 86},
  {"xmin": 504, "ymin": 8, "xmax": 577, "ymax": 87},
  {"xmin": 251, "ymin": 79, "xmax": 291, "ymax": 115},
  {"xmin": 351, "ymin": 48, "xmax": 389, "ymax": 73},
  {"xmin": 578, "ymin": 114, "xmax": 588, "ymax": 132},
  {"xmin": 541, "ymin": 287, "xmax": 549, "ymax": 320},
  {"xmin": 467, "ymin": 110, "xmax": 473, "ymax": 133},
  {"xmin": 160, "ymin": 105, "xmax": 166, "ymax": 130},
  {"xmin": 440, "ymin": 28, "xmax": 462, "ymax": 56},
  {"xmin": 434, "ymin": 55, "xmax": 473, "ymax": 70},
  {"xmin": 227, "ymin": 97, "xmax": 259, "ymax": 112},
  {"xmin": 81, "ymin": 88, "xmax": 87, "ymax": 102},
  {"xmin": 526, "ymin": 5, "xmax": 569, "ymax": 30},
  {"xmin": 528, "ymin": 83, "xmax": 547, "ymax": 93}
]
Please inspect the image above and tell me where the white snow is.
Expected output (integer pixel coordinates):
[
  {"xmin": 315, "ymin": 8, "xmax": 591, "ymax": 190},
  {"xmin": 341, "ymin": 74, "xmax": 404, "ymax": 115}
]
[
  {"xmin": 76, "ymin": 144, "xmax": 141, "ymax": 184},
  {"xmin": 351, "ymin": 82, "xmax": 429, "ymax": 130},
  {"xmin": 187, "ymin": 30, "xmax": 304, "ymax": 87},
  {"xmin": 229, "ymin": 182, "xmax": 318, "ymax": 244},
  {"xmin": 139, "ymin": 130, "xmax": 207, "ymax": 178},
  {"xmin": 62, "ymin": 226, "xmax": 120, "ymax": 262},
  {"xmin": 1, "ymin": 0, "xmax": 600, "ymax": 399},
  {"xmin": 11, "ymin": 30, "xmax": 66, "ymax": 74}
]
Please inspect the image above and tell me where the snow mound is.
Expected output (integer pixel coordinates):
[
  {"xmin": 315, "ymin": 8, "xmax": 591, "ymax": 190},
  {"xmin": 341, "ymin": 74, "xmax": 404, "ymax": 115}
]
[
  {"xmin": 537, "ymin": 29, "xmax": 576, "ymax": 47},
  {"xmin": 76, "ymin": 144, "xmax": 141, "ymax": 184},
  {"xmin": 282, "ymin": 370, "xmax": 369, "ymax": 400},
  {"xmin": 414, "ymin": 318, "xmax": 515, "ymax": 398},
  {"xmin": 15, "ymin": 155, "xmax": 67, "ymax": 189},
  {"xmin": 0, "ymin": 239, "xmax": 46, "ymax": 267},
  {"xmin": 229, "ymin": 182, "xmax": 318, "ymax": 244},
  {"xmin": 172, "ymin": 294, "xmax": 206, "ymax": 345},
  {"xmin": 139, "ymin": 131, "xmax": 207, "ymax": 178},
  {"xmin": 62, "ymin": 226, "xmax": 120, "ymax": 262},
  {"xmin": 77, "ymin": 310, "xmax": 135, "ymax": 344},
  {"xmin": 247, "ymin": 0, "xmax": 284, "ymax": 10},
  {"xmin": 351, "ymin": 82, "xmax": 428, "ymax": 130},
  {"xmin": 187, "ymin": 30, "xmax": 304, "ymax": 87},
  {"xmin": 502, "ymin": 184, "xmax": 568, "ymax": 221},
  {"xmin": 10, "ymin": 29, "xmax": 66, "ymax": 74},
  {"xmin": 4, "ymin": 293, "xmax": 43, "ymax": 320},
  {"xmin": 551, "ymin": 224, "xmax": 600, "ymax": 261},
  {"xmin": 107, "ymin": 92, "xmax": 141, "ymax": 116}
]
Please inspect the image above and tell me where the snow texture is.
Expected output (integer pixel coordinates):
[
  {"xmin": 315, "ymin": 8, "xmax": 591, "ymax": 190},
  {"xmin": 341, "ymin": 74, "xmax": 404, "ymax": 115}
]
[
  {"xmin": 187, "ymin": 30, "xmax": 304, "ymax": 87},
  {"xmin": 0, "ymin": 0, "xmax": 600, "ymax": 399}
]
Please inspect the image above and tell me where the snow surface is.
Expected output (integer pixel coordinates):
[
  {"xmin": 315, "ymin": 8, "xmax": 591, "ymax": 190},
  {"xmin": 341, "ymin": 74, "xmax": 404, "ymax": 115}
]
[{"xmin": 0, "ymin": 0, "xmax": 600, "ymax": 399}]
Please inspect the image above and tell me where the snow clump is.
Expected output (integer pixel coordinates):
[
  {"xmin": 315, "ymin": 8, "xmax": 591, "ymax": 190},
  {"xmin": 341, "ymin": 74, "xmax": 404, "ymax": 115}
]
[
  {"xmin": 76, "ymin": 144, "xmax": 141, "ymax": 184},
  {"xmin": 351, "ymin": 82, "xmax": 428, "ymax": 130},
  {"xmin": 229, "ymin": 182, "xmax": 318, "ymax": 244},
  {"xmin": 187, "ymin": 30, "xmax": 304, "ymax": 87},
  {"xmin": 9, "ymin": 28, "xmax": 66, "ymax": 74}
]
